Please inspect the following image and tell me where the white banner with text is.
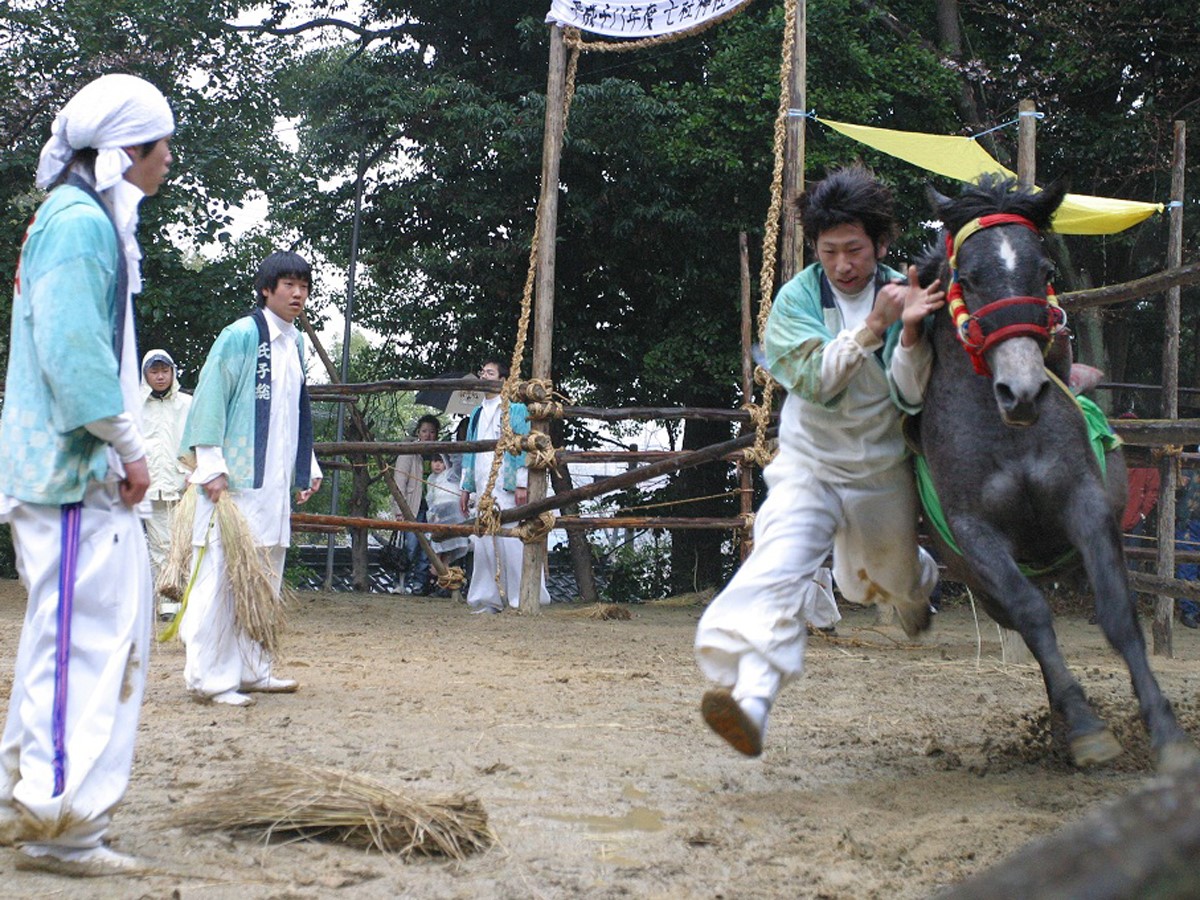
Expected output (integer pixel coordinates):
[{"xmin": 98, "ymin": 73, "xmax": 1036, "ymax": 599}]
[{"xmin": 546, "ymin": 0, "xmax": 753, "ymax": 39}]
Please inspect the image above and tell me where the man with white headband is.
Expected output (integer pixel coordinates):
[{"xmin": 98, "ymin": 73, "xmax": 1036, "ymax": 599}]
[{"xmin": 0, "ymin": 73, "xmax": 173, "ymax": 875}]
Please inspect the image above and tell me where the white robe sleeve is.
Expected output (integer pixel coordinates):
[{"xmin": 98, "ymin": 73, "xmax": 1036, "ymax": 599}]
[
  {"xmin": 889, "ymin": 336, "xmax": 934, "ymax": 407},
  {"xmin": 188, "ymin": 444, "xmax": 228, "ymax": 485},
  {"xmin": 818, "ymin": 324, "xmax": 882, "ymax": 403}
]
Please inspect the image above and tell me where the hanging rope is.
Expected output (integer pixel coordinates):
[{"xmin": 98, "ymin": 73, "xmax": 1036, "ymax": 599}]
[
  {"xmin": 477, "ymin": 5, "xmax": 774, "ymax": 545},
  {"xmin": 475, "ymin": 34, "xmax": 583, "ymax": 539},
  {"xmin": 740, "ymin": 0, "xmax": 798, "ymax": 471}
]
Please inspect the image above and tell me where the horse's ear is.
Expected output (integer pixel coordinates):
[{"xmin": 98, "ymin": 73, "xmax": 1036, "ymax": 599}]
[
  {"xmin": 1031, "ymin": 178, "xmax": 1070, "ymax": 228},
  {"xmin": 925, "ymin": 184, "xmax": 952, "ymax": 218},
  {"xmin": 914, "ymin": 243, "xmax": 945, "ymax": 288}
]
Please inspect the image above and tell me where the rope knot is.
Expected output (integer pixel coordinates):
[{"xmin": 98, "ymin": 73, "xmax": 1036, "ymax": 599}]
[
  {"xmin": 514, "ymin": 378, "xmax": 555, "ymax": 404},
  {"xmin": 435, "ymin": 566, "xmax": 467, "ymax": 591},
  {"xmin": 474, "ymin": 494, "xmax": 503, "ymax": 536},
  {"xmin": 526, "ymin": 401, "xmax": 564, "ymax": 420},
  {"xmin": 514, "ymin": 511, "xmax": 557, "ymax": 544}
]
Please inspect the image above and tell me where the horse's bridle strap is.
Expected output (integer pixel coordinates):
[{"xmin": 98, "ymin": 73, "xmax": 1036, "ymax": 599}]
[
  {"xmin": 946, "ymin": 213, "xmax": 1064, "ymax": 376},
  {"xmin": 948, "ymin": 213, "xmax": 1039, "ymax": 268}
]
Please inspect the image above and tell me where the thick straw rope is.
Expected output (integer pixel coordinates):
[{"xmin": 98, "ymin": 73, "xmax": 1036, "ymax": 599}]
[{"xmin": 741, "ymin": 0, "xmax": 797, "ymax": 470}]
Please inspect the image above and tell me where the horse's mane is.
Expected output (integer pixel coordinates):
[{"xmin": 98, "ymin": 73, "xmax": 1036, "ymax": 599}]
[
  {"xmin": 914, "ymin": 175, "xmax": 1068, "ymax": 287},
  {"xmin": 936, "ymin": 174, "xmax": 1067, "ymax": 234}
]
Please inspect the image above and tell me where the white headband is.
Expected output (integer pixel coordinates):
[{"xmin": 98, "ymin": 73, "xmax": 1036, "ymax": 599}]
[{"xmin": 35, "ymin": 74, "xmax": 174, "ymax": 192}]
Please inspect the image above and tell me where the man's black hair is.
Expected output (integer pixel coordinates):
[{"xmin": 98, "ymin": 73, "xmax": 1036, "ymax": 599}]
[
  {"xmin": 480, "ymin": 358, "xmax": 510, "ymax": 379},
  {"xmin": 52, "ymin": 148, "xmax": 98, "ymax": 188},
  {"xmin": 53, "ymin": 140, "xmax": 164, "ymax": 189},
  {"xmin": 255, "ymin": 250, "xmax": 312, "ymax": 306},
  {"xmin": 798, "ymin": 165, "xmax": 898, "ymax": 247}
]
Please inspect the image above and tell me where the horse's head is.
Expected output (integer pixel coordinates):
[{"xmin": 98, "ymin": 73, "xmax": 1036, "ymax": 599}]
[{"xmin": 925, "ymin": 175, "xmax": 1068, "ymax": 426}]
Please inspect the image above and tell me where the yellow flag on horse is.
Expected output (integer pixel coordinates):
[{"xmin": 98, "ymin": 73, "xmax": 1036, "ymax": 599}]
[{"xmin": 820, "ymin": 118, "xmax": 1162, "ymax": 236}]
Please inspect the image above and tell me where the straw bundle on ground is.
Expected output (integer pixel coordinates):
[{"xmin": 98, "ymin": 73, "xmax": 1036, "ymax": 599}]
[
  {"xmin": 215, "ymin": 495, "xmax": 287, "ymax": 656},
  {"xmin": 563, "ymin": 603, "xmax": 632, "ymax": 620},
  {"xmin": 156, "ymin": 486, "xmax": 198, "ymax": 602},
  {"xmin": 646, "ymin": 587, "xmax": 716, "ymax": 608},
  {"xmin": 181, "ymin": 764, "xmax": 494, "ymax": 860}
]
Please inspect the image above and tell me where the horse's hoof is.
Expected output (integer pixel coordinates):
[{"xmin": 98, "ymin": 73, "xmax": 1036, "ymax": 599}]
[
  {"xmin": 1155, "ymin": 740, "xmax": 1200, "ymax": 775},
  {"xmin": 894, "ymin": 600, "xmax": 933, "ymax": 639},
  {"xmin": 1070, "ymin": 728, "xmax": 1122, "ymax": 767}
]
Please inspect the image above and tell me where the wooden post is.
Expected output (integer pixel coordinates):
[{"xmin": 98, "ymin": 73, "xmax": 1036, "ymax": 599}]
[
  {"xmin": 518, "ymin": 24, "xmax": 568, "ymax": 615},
  {"xmin": 1017, "ymin": 99, "xmax": 1036, "ymax": 186},
  {"xmin": 779, "ymin": 0, "xmax": 806, "ymax": 282},
  {"xmin": 1000, "ymin": 99, "xmax": 1039, "ymax": 664},
  {"xmin": 738, "ymin": 232, "xmax": 754, "ymax": 560},
  {"xmin": 1153, "ymin": 120, "xmax": 1186, "ymax": 656}
]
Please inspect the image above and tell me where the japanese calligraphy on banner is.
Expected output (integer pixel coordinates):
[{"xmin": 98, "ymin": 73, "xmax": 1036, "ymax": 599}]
[{"xmin": 545, "ymin": 0, "xmax": 753, "ymax": 39}]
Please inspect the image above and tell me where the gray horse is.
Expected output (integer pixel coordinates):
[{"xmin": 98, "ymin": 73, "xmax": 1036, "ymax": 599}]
[{"xmin": 914, "ymin": 175, "xmax": 1196, "ymax": 772}]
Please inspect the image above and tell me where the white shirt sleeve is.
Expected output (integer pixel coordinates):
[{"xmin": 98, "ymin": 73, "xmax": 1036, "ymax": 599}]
[
  {"xmin": 84, "ymin": 413, "xmax": 146, "ymax": 463},
  {"xmin": 890, "ymin": 336, "xmax": 934, "ymax": 407},
  {"xmin": 818, "ymin": 324, "xmax": 882, "ymax": 402},
  {"xmin": 188, "ymin": 444, "xmax": 229, "ymax": 485},
  {"xmin": 310, "ymin": 452, "xmax": 322, "ymax": 483}
]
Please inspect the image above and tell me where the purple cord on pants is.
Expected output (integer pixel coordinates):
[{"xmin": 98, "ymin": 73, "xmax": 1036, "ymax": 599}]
[{"xmin": 52, "ymin": 501, "xmax": 82, "ymax": 797}]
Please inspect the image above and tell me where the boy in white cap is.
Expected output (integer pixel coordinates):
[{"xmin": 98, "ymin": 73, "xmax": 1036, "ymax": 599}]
[
  {"xmin": 0, "ymin": 73, "xmax": 173, "ymax": 874},
  {"xmin": 141, "ymin": 347, "xmax": 192, "ymax": 617}
]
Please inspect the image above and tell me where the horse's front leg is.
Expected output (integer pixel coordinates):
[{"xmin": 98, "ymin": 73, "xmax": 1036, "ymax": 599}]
[
  {"xmin": 951, "ymin": 514, "xmax": 1121, "ymax": 767},
  {"xmin": 1061, "ymin": 485, "xmax": 1200, "ymax": 773}
]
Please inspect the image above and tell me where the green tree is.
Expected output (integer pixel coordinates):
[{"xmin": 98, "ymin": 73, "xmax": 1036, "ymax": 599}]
[{"xmin": 0, "ymin": 0, "xmax": 307, "ymax": 374}]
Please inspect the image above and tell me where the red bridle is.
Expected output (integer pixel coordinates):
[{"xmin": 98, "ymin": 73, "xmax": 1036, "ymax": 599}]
[{"xmin": 945, "ymin": 213, "xmax": 1066, "ymax": 377}]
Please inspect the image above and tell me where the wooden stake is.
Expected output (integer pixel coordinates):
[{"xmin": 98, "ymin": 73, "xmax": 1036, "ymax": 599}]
[
  {"xmin": 519, "ymin": 24, "xmax": 568, "ymax": 616},
  {"xmin": 738, "ymin": 232, "xmax": 754, "ymax": 560},
  {"xmin": 779, "ymin": 0, "xmax": 806, "ymax": 282},
  {"xmin": 1154, "ymin": 120, "xmax": 1186, "ymax": 657}
]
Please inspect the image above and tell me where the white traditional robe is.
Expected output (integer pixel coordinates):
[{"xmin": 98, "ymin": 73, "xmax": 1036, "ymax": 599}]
[
  {"xmin": 180, "ymin": 308, "xmax": 319, "ymax": 697},
  {"xmin": 464, "ymin": 396, "xmax": 550, "ymax": 611}
]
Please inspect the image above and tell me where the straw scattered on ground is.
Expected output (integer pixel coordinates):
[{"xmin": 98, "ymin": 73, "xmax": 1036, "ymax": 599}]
[
  {"xmin": 179, "ymin": 763, "xmax": 494, "ymax": 860},
  {"xmin": 645, "ymin": 587, "xmax": 716, "ymax": 607},
  {"xmin": 561, "ymin": 602, "xmax": 632, "ymax": 620}
]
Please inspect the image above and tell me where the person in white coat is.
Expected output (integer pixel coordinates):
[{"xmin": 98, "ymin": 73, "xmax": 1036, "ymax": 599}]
[
  {"xmin": 140, "ymin": 348, "xmax": 191, "ymax": 617},
  {"xmin": 458, "ymin": 358, "xmax": 551, "ymax": 613}
]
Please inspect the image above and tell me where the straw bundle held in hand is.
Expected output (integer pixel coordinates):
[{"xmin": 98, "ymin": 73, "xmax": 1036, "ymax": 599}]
[
  {"xmin": 181, "ymin": 764, "xmax": 494, "ymax": 860},
  {"xmin": 214, "ymin": 495, "xmax": 288, "ymax": 656},
  {"xmin": 156, "ymin": 486, "xmax": 198, "ymax": 602}
]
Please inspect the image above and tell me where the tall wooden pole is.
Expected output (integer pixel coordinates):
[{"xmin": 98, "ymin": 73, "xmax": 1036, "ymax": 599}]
[
  {"xmin": 1153, "ymin": 120, "xmax": 1186, "ymax": 656},
  {"xmin": 780, "ymin": 0, "xmax": 807, "ymax": 281},
  {"xmin": 1000, "ymin": 99, "xmax": 1039, "ymax": 665},
  {"xmin": 518, "ymin": 25, "xmax": 568, "ymax": 614},
  {"xmin": 738, "ymin": 232, "xmax": 753, "ymax": 560},
  {"xmin": 1017, "ymin": 99, "xmax": 1037, "ymax": 186}
]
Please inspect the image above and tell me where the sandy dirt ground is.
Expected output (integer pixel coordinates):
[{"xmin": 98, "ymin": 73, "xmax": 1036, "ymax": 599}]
[{"xmin": 2, "ymin": 579, "xmax": 1200, "ymax": 899}]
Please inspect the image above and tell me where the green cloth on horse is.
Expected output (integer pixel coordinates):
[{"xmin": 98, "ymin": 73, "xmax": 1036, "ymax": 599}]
[{"xmin": 914, "ymin": 391, "xmax": 1120, "ymax": 578}]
